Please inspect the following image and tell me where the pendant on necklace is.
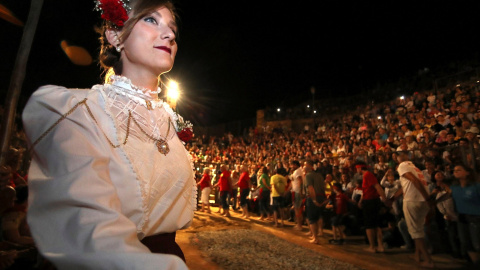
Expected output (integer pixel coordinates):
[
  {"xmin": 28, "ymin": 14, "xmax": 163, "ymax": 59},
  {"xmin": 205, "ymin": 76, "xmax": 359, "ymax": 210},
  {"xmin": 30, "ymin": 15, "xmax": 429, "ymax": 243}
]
[
  {"xmin": 156, "ymin": 139, "xmax": 170, "ymax": 155},
  {"xmin": 145, "ymin": 100, "xmax": 153, "ymax": 110}
]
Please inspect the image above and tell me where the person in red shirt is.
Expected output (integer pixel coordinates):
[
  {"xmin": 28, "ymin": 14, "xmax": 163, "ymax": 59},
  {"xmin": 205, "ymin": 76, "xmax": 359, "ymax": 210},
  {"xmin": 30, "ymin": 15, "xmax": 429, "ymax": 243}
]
[
  {"xmin": 236, "ymin": 165, "xmax": 251, "ymax": 218},
  {"xmin": 197, "ymin": 168, "xmax": 212, "ymax": 213},
  {"xmin": 356, "ymin": 162, "xmax": 388, "ymax": 253},
  {"xmin": 215, "ymin": 165, "xmax": 232, "ymax": 217},
  {"xmin": 328, "ymin": 183, "xmax": 355, "ymax": 245}
]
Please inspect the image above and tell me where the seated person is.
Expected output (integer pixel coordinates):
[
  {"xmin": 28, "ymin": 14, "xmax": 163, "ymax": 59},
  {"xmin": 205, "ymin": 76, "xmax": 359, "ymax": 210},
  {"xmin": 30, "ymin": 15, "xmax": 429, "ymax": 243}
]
[
  {"xmin": 0, "ymin": 186, "xmax": 36, "ymax": 269},
  {"xmin": 382, "ymin": 218, "xmax": 405, "ymax": 249},
  {"xmin": 328, "ymin": 183, "xmax": 355, "ymax": 244},
  {"xmin": 1, "ymin": 185, "xmax": 34, "ymax": 246}
]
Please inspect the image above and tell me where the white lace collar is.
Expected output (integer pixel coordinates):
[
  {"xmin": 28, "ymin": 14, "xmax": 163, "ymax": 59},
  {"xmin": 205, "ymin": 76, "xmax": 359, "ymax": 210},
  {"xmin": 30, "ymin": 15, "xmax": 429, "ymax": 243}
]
[{"xmin": 106, "ymin": 75, "xmax": 164, "ymax": 109}]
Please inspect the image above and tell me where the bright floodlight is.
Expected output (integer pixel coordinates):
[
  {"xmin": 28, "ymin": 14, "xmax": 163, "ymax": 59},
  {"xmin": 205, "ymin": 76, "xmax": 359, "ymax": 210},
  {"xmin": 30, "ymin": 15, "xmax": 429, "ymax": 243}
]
[
  {"xmin": 277, "ymin": 108, "xmax": 281, "ymax": 112},
  {"xmin": 400, "ymin": 96, "xmax": 404, "ymax": 100},
  {"xmin": 167, "ymin": 80, "xmax": 180, "ymax": 100}
]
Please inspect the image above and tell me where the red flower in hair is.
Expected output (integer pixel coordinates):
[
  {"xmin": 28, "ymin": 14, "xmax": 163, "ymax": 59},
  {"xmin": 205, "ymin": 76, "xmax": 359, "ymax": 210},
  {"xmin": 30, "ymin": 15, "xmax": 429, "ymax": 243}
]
[
  {"xmin": 177, "ymin": 128, "xmax": 194, "ymax": 143},
  {"xmin": 98, "ymin": 0, "xmax": 129, "ymax": 27}
]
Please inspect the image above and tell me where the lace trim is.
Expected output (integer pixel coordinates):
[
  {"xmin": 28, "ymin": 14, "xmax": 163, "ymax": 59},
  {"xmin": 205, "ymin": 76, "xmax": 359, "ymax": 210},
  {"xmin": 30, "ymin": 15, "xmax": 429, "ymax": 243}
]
[
  {"xmin": 109, "ymin": 75, "xmax": 161, "ymax": 95},
  {"xmin": 98, "ymin": 81, "xmax": 194, "ymax": 233},
  {"xmin": 96, "ymin": 86, "xmax": 149, "ymax": 233},
  {"xmin": 162, "ymin": 102, "xmax": 180, "ymax": 131},
  {"xmin": 185, "ymin": 148, "xmax": 197, "ymax": 213},
  {"xmin": 107, "ymin": 75, "xmax": 164, "ymax": 110}
]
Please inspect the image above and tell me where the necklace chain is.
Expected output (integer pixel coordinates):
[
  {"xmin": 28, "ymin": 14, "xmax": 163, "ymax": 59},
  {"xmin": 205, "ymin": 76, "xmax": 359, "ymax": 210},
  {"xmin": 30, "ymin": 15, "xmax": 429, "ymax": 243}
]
[
  {"xmin": 30, "ymin": 98, "xmax": 88, "ymax": 151},
  {"xmin": 131, "ymin": 115, "xmax": 172, "ymax": 155},
  {"xmin": 30, "ymin": 98, "xmax": 171, "ymax": 155},
  {"xmin": 131, "ymin": 115, "xmax": 171, "ymax": 142},
  {"xmin": 84, "ymin": 101, "xmax": 131, "ymax": 148}
]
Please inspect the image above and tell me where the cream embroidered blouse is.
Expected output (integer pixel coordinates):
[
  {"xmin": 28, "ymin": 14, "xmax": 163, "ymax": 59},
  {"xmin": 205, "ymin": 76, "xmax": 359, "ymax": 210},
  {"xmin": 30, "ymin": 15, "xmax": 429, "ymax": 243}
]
[{"xmin": 22, "ymin": 76, "xmax": 196, "ymax": 270}]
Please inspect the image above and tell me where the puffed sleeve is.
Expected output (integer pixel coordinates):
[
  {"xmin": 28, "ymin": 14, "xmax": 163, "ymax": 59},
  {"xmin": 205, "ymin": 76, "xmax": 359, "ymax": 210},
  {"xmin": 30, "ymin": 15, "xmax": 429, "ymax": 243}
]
[{"xmin": 22, "ymin": 86, "xmax": 187, "ymax": 270}]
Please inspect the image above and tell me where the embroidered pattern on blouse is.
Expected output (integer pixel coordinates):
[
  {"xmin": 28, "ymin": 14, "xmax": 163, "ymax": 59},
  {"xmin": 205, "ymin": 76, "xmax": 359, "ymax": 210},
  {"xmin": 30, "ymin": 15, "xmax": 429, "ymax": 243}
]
[
  {"xmin": 93, "ymin": 84, "xmax": 149, "ymax": 232},
  {"xmin": 107, "ymin": 75, "xmax": 164, "ymax": 109},
  {"xmin": 98, "ymin": 80, "xmax": 195, "ymax": 234}
]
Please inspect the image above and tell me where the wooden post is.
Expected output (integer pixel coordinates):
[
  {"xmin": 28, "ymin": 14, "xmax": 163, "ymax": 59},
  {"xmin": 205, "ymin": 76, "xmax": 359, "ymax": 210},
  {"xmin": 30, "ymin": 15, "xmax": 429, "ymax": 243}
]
[{"xmin": 0, "ymin": 0, "xmax": 44, "ymax": 166}]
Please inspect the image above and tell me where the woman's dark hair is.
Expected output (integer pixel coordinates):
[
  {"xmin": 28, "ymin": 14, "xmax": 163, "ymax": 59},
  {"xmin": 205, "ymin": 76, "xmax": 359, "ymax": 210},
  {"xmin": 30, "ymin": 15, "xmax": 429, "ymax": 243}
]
[
  {"xmin": 431, "ymin": 170, "xmax": 443, "ymax": 183},
  {"xmin": 333, "ymin": 182, "xmax": 343, "ymax": 191},
  {"xmin": 454, "ymin": 163, "xmax": 476, "ymax": 185},
  {"xmin": 290, "ymin": 160, "xmax": 300, "ymax": 167},
  {"xmin": 276, "ymin": 167, "xmax": 288, "ymax": 176},
  {"xmin": 97, "ymin": 0, "xmax": 177, "ymax": 75},
  {"xmin": 305, "ymin": 159, "xmax": 314, "ymax": 167}
]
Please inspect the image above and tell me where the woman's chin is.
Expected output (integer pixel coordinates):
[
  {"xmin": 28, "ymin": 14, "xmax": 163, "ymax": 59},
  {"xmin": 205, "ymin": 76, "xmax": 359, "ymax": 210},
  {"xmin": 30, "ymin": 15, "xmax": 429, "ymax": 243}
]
[{"xmin": 155, "ymin": 65, "xmax": 173, "ymax": 75}]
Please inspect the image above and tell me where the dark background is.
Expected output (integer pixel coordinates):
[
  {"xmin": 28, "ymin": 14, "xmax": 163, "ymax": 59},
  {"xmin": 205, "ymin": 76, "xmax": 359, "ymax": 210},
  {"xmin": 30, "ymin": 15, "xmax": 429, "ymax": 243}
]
[{"xmin": 1, "ymin": 1, "xmax": 480, "ymax": 126}]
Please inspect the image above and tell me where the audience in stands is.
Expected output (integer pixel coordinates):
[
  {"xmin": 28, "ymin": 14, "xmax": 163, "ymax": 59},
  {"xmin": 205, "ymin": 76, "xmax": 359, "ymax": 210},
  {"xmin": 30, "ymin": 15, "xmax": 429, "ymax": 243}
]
[
  {"xmin": 4, "ymin": 78, "xmax": 480, "ymax": 268},
  {"xmin": 190, "ymin": 81, "xmax": 480, "ymax": 267}
]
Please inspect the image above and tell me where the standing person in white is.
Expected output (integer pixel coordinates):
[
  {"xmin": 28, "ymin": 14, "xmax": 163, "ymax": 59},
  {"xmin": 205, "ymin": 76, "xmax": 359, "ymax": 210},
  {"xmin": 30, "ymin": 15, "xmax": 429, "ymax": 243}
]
[
  {"xmin": 289, "ymin": 160, "xmax": 304, "ymax": 230},
  {"xmin": 393, "ymin": 151, "xmax": 434, "ymax": 268},
  {"xmin": 22, "ymin": 1, "xmax": 195, "ymax": 269}
]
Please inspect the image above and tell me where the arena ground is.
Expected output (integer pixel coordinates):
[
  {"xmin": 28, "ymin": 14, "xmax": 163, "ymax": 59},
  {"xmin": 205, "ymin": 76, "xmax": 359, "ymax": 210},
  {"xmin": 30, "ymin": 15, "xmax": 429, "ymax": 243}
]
[{"xmin": 177, "ymin": 206, "xmax": 472, "ymax": 270}]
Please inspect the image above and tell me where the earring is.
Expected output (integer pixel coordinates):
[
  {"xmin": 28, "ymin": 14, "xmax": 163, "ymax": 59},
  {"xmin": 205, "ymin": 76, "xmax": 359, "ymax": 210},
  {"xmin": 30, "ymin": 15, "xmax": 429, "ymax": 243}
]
[{"xmin": 116, "ymin": 46, "xmax": 122, "ymax": 52}]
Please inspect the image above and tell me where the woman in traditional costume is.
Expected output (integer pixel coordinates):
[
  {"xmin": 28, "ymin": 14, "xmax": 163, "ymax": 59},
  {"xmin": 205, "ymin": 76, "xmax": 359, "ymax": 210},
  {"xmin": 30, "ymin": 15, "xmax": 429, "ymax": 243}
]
[{"xmin": 22, "ymin": 1, "xmax": 195, "ymax": 269}]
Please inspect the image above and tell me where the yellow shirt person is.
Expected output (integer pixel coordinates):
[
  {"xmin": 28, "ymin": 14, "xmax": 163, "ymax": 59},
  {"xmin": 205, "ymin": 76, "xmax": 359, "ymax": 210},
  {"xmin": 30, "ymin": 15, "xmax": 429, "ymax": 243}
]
[{"xmin": 271, "ymin": 173, "xmax": 287, "ymax": 197}]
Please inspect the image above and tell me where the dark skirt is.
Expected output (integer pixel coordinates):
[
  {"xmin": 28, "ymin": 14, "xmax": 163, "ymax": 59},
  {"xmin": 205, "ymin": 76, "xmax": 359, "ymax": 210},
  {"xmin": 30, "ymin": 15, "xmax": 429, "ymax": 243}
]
[{"xmin": 141, "ymin": 232, "xmax": 186, "ymax": 262}]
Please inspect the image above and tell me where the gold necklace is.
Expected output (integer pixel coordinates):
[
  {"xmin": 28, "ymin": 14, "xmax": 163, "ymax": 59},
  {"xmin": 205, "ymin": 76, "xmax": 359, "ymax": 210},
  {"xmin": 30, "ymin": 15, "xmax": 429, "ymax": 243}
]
[
  {"xmin": 30, "ymin": 98, "xmax": 130, "ymax": 151},
  {"xmin": 84, "ymin": 101, "xmax": 131, "ymax": 149},
  {"xmin": 30, "ymin": 98, "xmax": 171, "ymax": 156},
  {"xmin": 131, "ymin": 115, "xmax": 172, "ymax": 156}
]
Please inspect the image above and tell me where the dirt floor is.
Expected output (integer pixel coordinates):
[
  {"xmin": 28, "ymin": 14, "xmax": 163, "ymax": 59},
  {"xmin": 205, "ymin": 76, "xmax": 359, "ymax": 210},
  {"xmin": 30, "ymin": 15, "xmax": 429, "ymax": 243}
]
[{"xmin": 177, "ymin": 206, "xmax": 472, "ymax": 270}]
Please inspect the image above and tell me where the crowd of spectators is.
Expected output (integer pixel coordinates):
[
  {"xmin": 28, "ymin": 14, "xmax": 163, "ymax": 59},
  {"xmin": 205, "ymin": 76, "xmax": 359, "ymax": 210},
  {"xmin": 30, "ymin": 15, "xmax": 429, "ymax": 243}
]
[
  {"xmin": 2, "ymin": 79, "xmax": 480, "ymax": 268},
  {"xmin": 0, "ymin": 164, "xmax": 38, "ymax": 269},
  {"xmin": 0, "ymin": 103, "xmax": 47, "ymax": 269},
  {"xmin": 189, "ymin": 80, "xmax": 480, "ymax": 267}
]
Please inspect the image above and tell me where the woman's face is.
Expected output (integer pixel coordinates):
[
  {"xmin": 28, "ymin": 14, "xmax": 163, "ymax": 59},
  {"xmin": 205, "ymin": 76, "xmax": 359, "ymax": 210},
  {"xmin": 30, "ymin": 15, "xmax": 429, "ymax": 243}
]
[
  {"xmin": 434, "ymin": 172, "xmax": 444, "ymax": 183},
  {"xmin": 453, "ymin": 166, "xmax": 469, "ymax": 180},
  {"xmin": 121, "ymin": 7, "xmax": 177, "ymax": 76}
]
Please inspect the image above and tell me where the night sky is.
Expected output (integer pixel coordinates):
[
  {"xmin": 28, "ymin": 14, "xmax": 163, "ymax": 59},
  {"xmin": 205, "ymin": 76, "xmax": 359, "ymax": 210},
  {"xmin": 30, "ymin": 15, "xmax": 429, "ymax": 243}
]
[{"xmin": 1, "ymin": 1, "xmax": 480, "ymax": 126}]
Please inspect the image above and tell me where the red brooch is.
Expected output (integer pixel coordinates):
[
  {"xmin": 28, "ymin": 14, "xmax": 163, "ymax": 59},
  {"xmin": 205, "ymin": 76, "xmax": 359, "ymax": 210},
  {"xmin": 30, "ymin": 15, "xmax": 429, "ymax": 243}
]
[{"xmin": 177, "ymin": 128, "xmax": 194, "ymax": 143}]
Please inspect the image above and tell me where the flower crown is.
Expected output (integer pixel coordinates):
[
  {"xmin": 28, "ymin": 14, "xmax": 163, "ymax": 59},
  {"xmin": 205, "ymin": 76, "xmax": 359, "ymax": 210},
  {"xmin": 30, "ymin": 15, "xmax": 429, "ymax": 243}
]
[{"xmin": 94, "ymin": 0, "xmax": 131, "ymax": 27}]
